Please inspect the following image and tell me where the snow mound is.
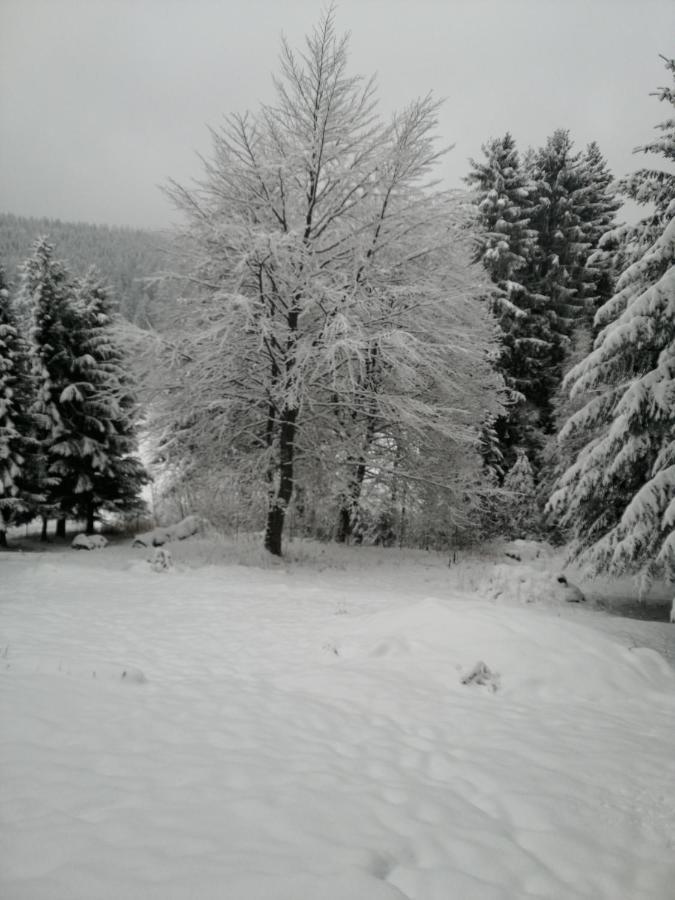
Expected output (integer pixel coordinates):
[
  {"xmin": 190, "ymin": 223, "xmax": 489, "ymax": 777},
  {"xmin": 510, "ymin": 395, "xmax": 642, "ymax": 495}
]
[
  {"xmin": 132, "ymin": 515, "xmax": 201, "ymax": 548},
  {"xmin": 482, "ymin": 562, "xmax": 585, "ymax": 607},
  {"xmin": 2, "ymin": 550, "xmax": 674, "ymax": 900},
  {"xmin": 71, "ymin": 533, "xmax": 108, "ymax": 550},
  {"xmin": 495, "ymin": 539, "xmax": 556, "ymax": 563},
  {"xmin": 335, "ymin": 597, "xmax": 675, "ymax": 702}
]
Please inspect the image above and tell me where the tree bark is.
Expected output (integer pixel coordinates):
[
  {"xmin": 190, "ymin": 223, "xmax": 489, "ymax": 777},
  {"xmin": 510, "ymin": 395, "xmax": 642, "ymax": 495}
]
[
  {"xmin": 56, "ymin": 517, "xmax": 66, "ymax": 539},
  {"xmin": 86, "ymin": 503, "xmax": 96, "ymax": 535},
  {"xmin": 336, "ymin": 456, "xmax": 368, "ymax": 543},
  {"xmin": 336, "ymin": 505, "xmax": 351, "ymax": 544},
  {"xmin": 0, "ymin": 529, "xmax": 7, "ymax": 548},
  {"xmin": 40, "ymin": 516, "xmax": 49, "ymax": 542},
  {"xmin": 264, "ymin": 405, "xmax": 298, "ymax": 556}
]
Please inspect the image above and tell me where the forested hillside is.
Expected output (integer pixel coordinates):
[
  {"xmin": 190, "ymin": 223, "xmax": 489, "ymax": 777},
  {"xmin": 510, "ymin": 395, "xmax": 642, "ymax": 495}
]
[{"xmin": 0, "ymin": 212, "xmax": 170, "ymax": 323}]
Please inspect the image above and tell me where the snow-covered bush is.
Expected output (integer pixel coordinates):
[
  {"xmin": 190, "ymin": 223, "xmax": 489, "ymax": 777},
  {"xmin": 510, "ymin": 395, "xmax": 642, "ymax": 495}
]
[
  {"xmin": 150, "ymin": 547, "xmax": 173, "ymax": 572},
  {"xmin": 71, "ymin": 533, "xmax": 108, "ymax": 550},
  {"xmin": 132, "ymin": 515, "xmax": 201, "ymax": 548},
  {"xmin": 482, "ymin": 562, "xmax": 585, "ymax": 607}
]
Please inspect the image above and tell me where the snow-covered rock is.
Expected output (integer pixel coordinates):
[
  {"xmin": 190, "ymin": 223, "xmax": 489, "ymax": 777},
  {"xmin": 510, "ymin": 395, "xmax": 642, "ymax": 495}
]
[
  {"xmin": 132, "ymin": 515, "xmax": 201, "ymax": 548},
  {"xmin": 483, "ymin": 563, "xmax": 585, "ymax": 607},
  {"xmin": 500, "ymin": 539, "xmax": 555, "ymax": 563},
  {"xmin": 150, "ymin": 547, "xmax": 173, "ymax": 572},
  {"xmin": 556, "ymin": 574, "xmax": 585, "ymax": 603},
  {"xmin": 461, "ymin": 660, "xmax": 500, "ymax": 692},
  {"xmin": 71, "ymin": 533, "xmax": 108, "ymax": 550}
]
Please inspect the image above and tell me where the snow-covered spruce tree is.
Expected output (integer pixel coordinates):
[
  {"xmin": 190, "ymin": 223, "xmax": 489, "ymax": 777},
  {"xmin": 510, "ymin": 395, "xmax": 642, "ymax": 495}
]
[
  {"xmin": 162, "ymin": 10, "xmax": 503, "ymax": 556},
  {"xmin": 522, "ymin": 130, "xmax": 592, "ymax": 433},
  {"xmin": 56, "ymin": 271, "xmax": 148, "ymax": 533},
  {"xmin": 547, "ymin": 58, "xmax": 675, "ymax": 587},
  {"xmin": 20, "ymin": 242, "xmax": 147, "ymax": 536},
  {"xmin": 502, "ymin": 449, "xmax": 538, "ymax": 539},
  {"xmin": 574, "ymin": 142, "xmax": 622, "ymax": 320},
  {"xmin": 0, "ymin": 265, "xmax": 42, "ymax": 545},
  {"xmin": 464, "ymin": 133, "xmax": 548, "ymax": 466},
  {"xmin": 18, "ymin": 237, "xmax": 74, "ymax": 538}
]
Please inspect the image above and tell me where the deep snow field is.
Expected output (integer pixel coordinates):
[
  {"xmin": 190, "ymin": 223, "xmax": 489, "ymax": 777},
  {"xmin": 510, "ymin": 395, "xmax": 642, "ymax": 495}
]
[{"xmin": 1, "ymin": 536, "xmax": 674, "ymax": 900}]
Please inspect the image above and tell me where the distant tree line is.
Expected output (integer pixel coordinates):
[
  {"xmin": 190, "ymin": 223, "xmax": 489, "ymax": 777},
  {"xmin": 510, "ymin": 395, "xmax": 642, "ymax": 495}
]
[
  {"xmin": 0, "ymin": 239, "xmax": 148, "ymax": 546},
  {"xmin": 0, "ymin": 213, "xmax": 172, "ymax": 325}
]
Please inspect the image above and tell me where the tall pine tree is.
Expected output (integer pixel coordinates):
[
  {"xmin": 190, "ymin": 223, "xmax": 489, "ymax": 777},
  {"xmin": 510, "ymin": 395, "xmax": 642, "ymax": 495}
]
[
  {"xmin": 18, "ymin": 238, "xmax": 74, "ymax": 537},
  {"xmin": 66, "ymin": 271, "xmax": 148, "ymax": 532},
  {"xmin": 0, "ymin": 266, "xmax": 41, "ymax": 545},
  {"xmin": 523, "ymin": 130, "xmax": 590, "ymax": 430},
  {"xmin": 20, "ymin": 240, "xmax": 147, "ymax": 536},
  {"xmin": 548, "ymin": 57, "xmax": 675, "ymax": 588},
  {"xmin": 574, "ymin": 141, "xmax": 622, "ymax": 320},
  {"xmin": 466, "ymin": 134, "xmax": 543, "ymax": 464}
]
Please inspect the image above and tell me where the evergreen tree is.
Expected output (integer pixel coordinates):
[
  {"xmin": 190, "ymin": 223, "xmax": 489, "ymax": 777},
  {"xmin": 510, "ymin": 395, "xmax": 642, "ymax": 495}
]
[
  {"xmin": 20, "ymin": 241, "xmax": 148, "ymax": 536},
  {"xmin": 547, "ymin": 58, "xmax": 675, "ymax": 588},
  {"xmin": 465, "ymin": 133, "xmax": 537, "ymax": 303},
  {"xmin": 503, "ymin": 450, "xmax": 538, "ymax": 539},
  {"xmin": 574, "ymin": 142, "xmax": 622, "ymax": 319},
  {"xmin": 465, "ymin": 133, "xmax": 565, "ymax": 467},
  {"xmin": 18, "ymin": 238, "xmax": 74, "ymax": 536},
  {"xmin": 516, "ymin": 130, "xmax": 620, "ymax": 443},
  {"xmin": 66, "ymin": 271, "xmax": 148, "ymax": 532},
  {"xmin": 523, "ymin": 130, "xmax": 589, "ymax": 429},
  {"xmin": 0, "ymin": 266, "xmax": 41, "ymax": 545}
]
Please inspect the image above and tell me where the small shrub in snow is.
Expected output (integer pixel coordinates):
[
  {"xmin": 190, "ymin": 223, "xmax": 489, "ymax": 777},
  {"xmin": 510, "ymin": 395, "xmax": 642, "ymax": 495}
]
[
  {"xmin": 461, "ymin": 661, "xmax": 500, "ymax": 692},
  {"xmin": 483, "ymin": 563, "xmax": 586, "ymax": 607},
  {"xmin": 556, "ymin": 575, "xmax": 585, "ymax": 603},
  {"xmin": 150, "ymin": 547, "xmax": 173, "ymax": 572},
  {"xmin": 133, "ymin": 515, "xmax": 201, "ymax": 548},
  {"xmin": 71, "ymin": 533, "xmax": 108, "ymax": 551},
  {"xmin": 120, "ymin": 666, "xmax": 147, "ymax": 684}
]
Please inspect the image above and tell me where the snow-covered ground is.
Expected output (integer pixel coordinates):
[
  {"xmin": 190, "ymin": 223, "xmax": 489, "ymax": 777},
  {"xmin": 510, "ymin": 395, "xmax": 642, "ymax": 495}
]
[{"xmin": 1, "ymin": 539, "xmax": 674, "ymax": 899}]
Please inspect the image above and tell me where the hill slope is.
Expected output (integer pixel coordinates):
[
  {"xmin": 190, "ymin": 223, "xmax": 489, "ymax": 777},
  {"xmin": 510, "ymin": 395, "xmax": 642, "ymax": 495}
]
[{"xmin": 0, "ymin": 212, "xmax": 173, "ymax": 323}]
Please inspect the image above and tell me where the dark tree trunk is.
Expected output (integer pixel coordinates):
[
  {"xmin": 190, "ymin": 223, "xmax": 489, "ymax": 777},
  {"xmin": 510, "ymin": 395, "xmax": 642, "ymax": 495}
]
[
  {"xmin": 336, "ymin": 457, "xmax": 367, "ymax": 543},
  {"xmin": 264, "ymin": 505, "xmax": 285, "ymax": 557},
  {"xmin": 56, "ymin": 517, "xmax": 66, "ymax": 539},
  {"xmin": 0, "ymin": 529, "xmax": 7, "ymax": 548},
  {"xmin": 264, "ymin": 405, "xmax": 298, "ymax": 557},
  {"xmin": 86, "ymin": 504, "xmax": 95, "ymax": 535},
  {"xmin": 40, "ymin": 516, "xmax": 49, "ymax": 542},
  {"xmin": 336, "ymin": 505, "xmax": 352, "ymax": 543}
]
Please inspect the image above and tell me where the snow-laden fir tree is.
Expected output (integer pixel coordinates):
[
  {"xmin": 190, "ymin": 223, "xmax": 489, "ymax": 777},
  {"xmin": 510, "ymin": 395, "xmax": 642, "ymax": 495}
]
[
  {"xmin": 161, "ymin": 9, "xmax": 504, "ymax": 556},
  {"xmin": 54, "ymin": 271, "xmax": 148, "ymax": 533},
  {"xmin": 0, "ymin": 265, "xmax": 42, "ymax": 545},
  {"xmin": 465, "ymin": 133, "xmax": 549, "ymax": 465},
  {"xmin": 547, "ymin": 57, "xmax": 675, "ymax": 588},
  {"xmin": 574, "ymin": 142, "xmax": 622, "ymax": 320},
  {"xmin": 523, "ymin": 130, "xmax": 592, "ymax": 432},
  {"xmin": 502, "ymin": 449, "xmax": 538, "ymax": 539},
  {"xmin": 18, "ymin": 237, "xmax": 74, "ymax": 537},
  {"xmin": 19, "ymin": 241, "xmax": 147, "ymax": 537}
]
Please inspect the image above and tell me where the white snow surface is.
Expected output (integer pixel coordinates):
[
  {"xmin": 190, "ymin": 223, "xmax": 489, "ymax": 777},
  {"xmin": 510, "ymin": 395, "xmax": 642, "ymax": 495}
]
[
  {"xmin": 71, "ymin": 533, "xmax": 109, "ymax": 551},
  {"xmin": 1, "ymin": 542, "xmax": 675, "ymax": 900}
]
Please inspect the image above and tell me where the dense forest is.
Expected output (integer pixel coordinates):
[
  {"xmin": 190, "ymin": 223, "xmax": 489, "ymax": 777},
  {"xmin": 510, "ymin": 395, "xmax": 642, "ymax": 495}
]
[
  {"xmin": 0, "ymin": 16, "xmax": 673, "ymax": 589},
  {"xmin": 0, "ymin": 212, "xmax": 171, "ymax": 324}
]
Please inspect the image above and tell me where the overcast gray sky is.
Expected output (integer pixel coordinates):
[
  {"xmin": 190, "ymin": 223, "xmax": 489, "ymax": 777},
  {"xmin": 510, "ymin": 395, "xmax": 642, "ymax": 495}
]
[{"xmin": 1, "ymin": 0, "xmax": 673, "ymax": 229}]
